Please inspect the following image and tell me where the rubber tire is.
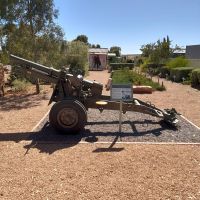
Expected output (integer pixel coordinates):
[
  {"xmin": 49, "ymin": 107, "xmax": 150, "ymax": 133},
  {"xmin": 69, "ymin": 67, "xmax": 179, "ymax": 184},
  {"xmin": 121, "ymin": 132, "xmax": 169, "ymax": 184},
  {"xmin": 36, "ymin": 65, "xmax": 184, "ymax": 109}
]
[{"xmin": 49, "ymin": 99, "xmax": 87, "ymax": 133}]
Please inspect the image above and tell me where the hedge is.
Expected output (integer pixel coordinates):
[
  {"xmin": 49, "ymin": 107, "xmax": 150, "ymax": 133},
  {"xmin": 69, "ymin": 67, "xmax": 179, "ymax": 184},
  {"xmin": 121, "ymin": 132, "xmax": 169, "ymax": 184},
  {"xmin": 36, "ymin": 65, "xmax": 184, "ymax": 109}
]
[
  {"xmin": 167, "ymin": 57, "xmax": 189, "ymax": 69},
  {"xmin": 191, "ymin": 68, "xmax": 200, "ymax": 87},
  {"xmin": 110, "ymin": 63, "xmax": 134, "ymax": 70},
  {"xmin": 169, "ymin": 67, "xmax": 194, "ymax": 82}
]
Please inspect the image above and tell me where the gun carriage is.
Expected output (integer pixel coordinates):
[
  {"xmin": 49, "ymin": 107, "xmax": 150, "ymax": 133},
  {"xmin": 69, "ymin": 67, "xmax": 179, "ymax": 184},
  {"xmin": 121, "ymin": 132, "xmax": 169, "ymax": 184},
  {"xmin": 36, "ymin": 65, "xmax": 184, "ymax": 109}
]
[{"xmin": 10, "ymin": 54, "xmax": 178, "ymax": 133}]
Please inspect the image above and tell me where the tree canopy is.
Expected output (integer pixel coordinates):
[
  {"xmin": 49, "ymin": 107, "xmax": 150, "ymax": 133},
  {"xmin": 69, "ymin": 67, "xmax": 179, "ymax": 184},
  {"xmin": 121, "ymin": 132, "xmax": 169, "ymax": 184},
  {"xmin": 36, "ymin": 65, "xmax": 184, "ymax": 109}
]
[
  {"xmin": 140, "ymin": 36, "xmax": 181, "ymax": 64},
  {"xmin": 73, "ymin": 35, "xmax": 88, "ymax": 44},
  {"xmin": 109, "ymin": 46, "xmax": 121, "ymax": 57},
  {"xmin": 0, "ymin": 0, "xmax": 89, "ymax": 74}
]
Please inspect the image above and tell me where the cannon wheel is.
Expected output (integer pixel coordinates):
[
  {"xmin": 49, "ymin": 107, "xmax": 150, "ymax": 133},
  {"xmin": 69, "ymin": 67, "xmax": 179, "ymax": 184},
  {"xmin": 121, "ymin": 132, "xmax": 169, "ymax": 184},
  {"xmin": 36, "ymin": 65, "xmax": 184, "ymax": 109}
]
[{"xmin": 49, "ymin": 99, "xmax": 87, "ymax": 133}]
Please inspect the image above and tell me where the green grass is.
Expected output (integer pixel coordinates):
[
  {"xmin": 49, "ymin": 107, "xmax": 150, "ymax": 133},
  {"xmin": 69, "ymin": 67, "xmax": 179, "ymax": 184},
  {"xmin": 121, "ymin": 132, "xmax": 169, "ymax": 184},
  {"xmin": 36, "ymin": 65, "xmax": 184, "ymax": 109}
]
[{"xmin": 112, "ymin": 69, "xmax": 165, "ymax": 91}]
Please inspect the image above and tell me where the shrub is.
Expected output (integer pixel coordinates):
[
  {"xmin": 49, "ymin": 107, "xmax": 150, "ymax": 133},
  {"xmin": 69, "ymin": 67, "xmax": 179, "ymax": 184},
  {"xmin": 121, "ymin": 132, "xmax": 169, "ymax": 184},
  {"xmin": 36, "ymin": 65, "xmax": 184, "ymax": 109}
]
[
  {"xmin": 169, "ymin": 67, "xmax": 194, "ymax": 82},
  {"xmin": 112, "ymin": 69, "xmax": 165, "ymax": 91},
  {"xmin": 159, "ymin": 66, "xmax": 170, "ymax": 78},
  {"xmin": 66, "ymin": 41, "xmax": 89, "ymax": 76},
  {"xmin": 147, "ymin": 63, "xmax": 165, "ymax": 68},
  {"xmin": 167, "ymin": 57, "xmax": 189, "ymax": 69},
  {"xmin": 149, "ymin": 67, "xmax": 160, "ymax": 75},
  {"xmin": 139, "ymin": 58, "xmax": 149, "ymax": 72},
  {"xmin": 12, "ymin": 79, "xmax": 31, "ymax": 92},
  {"xmin": 182, "ymin": 80, "xmax": 191, "ymax": 85},
  {"xmin": 191, "ymin": 68, "xmax": 200, "ymax": 87}
]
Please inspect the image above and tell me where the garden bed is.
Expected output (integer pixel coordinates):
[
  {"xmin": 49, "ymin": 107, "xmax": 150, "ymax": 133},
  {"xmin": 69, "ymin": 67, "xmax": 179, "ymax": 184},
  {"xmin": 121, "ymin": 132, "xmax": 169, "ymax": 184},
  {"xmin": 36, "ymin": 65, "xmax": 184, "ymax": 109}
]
[{"xmin": 112, "ymin": 69, "xmax": 165, "ymax": 91}]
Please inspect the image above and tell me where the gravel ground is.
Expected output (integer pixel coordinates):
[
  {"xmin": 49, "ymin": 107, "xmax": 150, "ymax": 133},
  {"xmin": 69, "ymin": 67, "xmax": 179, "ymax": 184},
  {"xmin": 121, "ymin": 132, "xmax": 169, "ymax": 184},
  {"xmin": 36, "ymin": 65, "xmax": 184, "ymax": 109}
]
[
  {"xmin": 0, "ymin": 85, "xmax": 52, "ymax": 133},
  {"xmin": 30, "ymin": 109, "xmax": 200, "ymax": 148},
  {"xmin": 0, "ymin": 142, "xmax": 200, "ymax": 200},
  {"xmin": 1, "ymin": 71, "xmax": 200, "ymax": 200}
]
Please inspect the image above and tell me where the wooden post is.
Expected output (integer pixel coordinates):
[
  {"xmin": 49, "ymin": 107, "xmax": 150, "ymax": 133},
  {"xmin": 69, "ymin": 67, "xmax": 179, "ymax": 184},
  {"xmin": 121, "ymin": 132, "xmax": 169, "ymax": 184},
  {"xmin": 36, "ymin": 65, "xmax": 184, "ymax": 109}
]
[
  {"xmin": 119, "ymin": 100, "xmax": 122, "ymax": 133},
  {"xmin": 36, "ymin": 78, "xmax": 40, "ymax": 94}
]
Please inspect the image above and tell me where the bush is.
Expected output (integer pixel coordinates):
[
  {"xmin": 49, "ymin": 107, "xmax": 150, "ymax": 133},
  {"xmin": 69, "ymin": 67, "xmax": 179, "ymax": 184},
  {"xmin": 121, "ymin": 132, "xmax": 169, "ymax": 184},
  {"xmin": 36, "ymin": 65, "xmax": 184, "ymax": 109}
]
[
  {"xmin": 159, "ymin": 66, "xmax": 170, "ymax": 78},
  {"xmin": 12, "ymin": 79, "xmax": 31, "ymax": 92},
  {"xmin": 169, "ymin": 67, "xmax": 194, "ymax": 82},
  {"xmin": 191, "ymin": 68, "xmax": 200, "ymax": 87},
  {"xmin": 110, "ymin": 63, "xmax": 134, "ymax": 70},
  {"xmin": 147, "ymin": 63, "xmax": 165, "ymax": 68},
  {"xmin": 112, "ymin": 69, "xmax": 165, "ymax": 91},
  {"xmin": 148, "ymin": 67, "xmax": 160, "ymax": 75},
  {"xmin": 167, "ymin": 57, "xmax": 189, "ymax": 69},
  {"xmin": 66, "ymin": 41, "xmax": 89, "ymax": 76}
]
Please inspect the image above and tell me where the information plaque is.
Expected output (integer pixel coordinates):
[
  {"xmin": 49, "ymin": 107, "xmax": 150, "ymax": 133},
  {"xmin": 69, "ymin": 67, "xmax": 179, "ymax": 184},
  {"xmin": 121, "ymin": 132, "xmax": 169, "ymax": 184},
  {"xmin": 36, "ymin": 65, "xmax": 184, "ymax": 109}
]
[{"xmin": 111, "ymin": 84, "xmax": 133, "ymax": 101}]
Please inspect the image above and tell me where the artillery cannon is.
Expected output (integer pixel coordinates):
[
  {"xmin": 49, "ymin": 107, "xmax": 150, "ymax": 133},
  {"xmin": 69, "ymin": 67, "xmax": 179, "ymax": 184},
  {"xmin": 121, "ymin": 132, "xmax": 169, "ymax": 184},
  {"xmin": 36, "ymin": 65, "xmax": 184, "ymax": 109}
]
[{"xmin": 10, "ymin": 54, "xmax": 178, "ymax": 133}]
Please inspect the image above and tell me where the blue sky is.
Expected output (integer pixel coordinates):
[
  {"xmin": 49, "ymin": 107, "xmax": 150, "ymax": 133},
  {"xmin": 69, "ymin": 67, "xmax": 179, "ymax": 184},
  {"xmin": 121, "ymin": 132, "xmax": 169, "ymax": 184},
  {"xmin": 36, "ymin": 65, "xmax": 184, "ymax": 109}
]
[{"xmin": 54, "ymin": 0, "xmax": 200, "ymax": 54}]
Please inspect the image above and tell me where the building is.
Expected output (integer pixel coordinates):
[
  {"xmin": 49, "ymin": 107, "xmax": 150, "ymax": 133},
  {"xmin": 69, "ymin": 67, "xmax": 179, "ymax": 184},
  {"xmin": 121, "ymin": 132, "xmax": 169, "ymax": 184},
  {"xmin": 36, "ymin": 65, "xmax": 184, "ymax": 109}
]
[
  {"xmin": 88, "ymin": 48, "xmax": 109, "ymax": 70},
  {"xmin": 186, "ymin": 45, "xmax": 200, "ymax": 59},
  {"xmin": 172, "ymin": 49, "xmax": 186, "ymax": 58}
]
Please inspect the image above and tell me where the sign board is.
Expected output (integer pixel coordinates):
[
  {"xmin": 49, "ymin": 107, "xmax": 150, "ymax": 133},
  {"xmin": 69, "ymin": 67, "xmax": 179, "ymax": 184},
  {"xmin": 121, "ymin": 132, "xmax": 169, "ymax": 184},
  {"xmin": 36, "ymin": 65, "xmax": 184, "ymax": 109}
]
[{"xmin": 111, "ymin": 84, "xmax": 133, "ymax": 101}]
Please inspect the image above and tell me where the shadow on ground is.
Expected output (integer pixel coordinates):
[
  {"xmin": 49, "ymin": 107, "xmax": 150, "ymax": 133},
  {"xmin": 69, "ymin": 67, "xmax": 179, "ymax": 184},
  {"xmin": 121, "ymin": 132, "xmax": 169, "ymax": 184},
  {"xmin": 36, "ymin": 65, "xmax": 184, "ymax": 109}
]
[
  {"xmin": 0, "ymin": 92, "xmax": 49, "ymax": 111},
  {"xmin": 0, "ymin": 119, "xmax": 177, "ymax": 154}
]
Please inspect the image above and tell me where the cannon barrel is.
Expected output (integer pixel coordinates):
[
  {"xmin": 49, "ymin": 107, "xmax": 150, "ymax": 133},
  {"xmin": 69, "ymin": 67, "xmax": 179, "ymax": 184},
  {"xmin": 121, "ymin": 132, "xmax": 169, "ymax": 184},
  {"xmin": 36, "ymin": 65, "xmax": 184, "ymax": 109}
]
[
  {"xmin": 10, "ymin": 54, "xmax": 61, "ymax": 80},
  {"xmin": 10, "ymin": 54, "xmax": 103, "ymax": 95}
]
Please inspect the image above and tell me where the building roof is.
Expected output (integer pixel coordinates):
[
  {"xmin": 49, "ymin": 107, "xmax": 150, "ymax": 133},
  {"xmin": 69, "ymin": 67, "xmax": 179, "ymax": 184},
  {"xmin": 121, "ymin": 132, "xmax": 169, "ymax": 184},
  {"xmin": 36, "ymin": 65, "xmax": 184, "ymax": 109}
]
[
  {"xmin": 89, "ymin": 48, "xmax": 109, "ymax": 54},
  {"xmin": 186, "ymin": 44, "xmax": 200, "ymax": 47},
  {"xmin": 173, "ymin": 49, "xmax": 186, "ymax": 54},
  {"xmin": 122, "ymin": 54, "xmax": 141, "ymax": 57},
  {"xmin": 107, "ymin": 53, "xmax": 116, "ymax": 57}
]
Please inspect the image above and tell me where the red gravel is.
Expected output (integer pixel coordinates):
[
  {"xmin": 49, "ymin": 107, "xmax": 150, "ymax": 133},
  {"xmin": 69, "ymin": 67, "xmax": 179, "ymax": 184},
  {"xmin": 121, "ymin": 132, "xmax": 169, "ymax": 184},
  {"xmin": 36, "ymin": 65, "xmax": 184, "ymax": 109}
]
[
  {"xmin": 0, "ymin": 143, "xmax": 200, "ymax": 200},
  {"xmin": 0, "ymin": 70, "xmax": 200, "ymax": 200}
]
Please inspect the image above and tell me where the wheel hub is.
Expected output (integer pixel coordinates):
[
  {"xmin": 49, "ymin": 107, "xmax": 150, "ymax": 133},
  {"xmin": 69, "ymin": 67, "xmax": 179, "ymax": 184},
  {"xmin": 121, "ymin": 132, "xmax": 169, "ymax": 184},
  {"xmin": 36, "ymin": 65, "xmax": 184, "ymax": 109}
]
[{"xmin": 57, "ymin": 108, "xmax": 78, "ymax": 128}]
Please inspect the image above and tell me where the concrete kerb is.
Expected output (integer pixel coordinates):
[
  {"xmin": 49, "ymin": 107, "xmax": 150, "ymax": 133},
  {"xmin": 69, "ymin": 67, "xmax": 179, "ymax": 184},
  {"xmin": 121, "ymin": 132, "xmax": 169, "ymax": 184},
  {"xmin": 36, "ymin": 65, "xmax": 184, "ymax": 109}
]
[
  {"xmin": 180, "ymin": 115, "xmax": 200, "ymax": 130},
  {"xmin": 31, "ymin": 110, "xmax": 50, "ymax": 132},
  {"xmin": 19, "ymin": 140, "xmax": 200, "ymax": 145}
]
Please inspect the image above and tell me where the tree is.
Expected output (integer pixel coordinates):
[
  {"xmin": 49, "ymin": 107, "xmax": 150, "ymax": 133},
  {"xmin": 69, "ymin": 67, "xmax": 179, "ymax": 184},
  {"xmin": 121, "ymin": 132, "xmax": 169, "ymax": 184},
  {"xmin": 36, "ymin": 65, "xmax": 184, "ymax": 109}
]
[
  {"xmin": 66, "ymin": 41, "xmax": 89, "ymax": 75},
  {"xmin": 109, "ymin": 46, "xmax": 121, "ymax": 57},
  {"xmin": 0, "ymin": 0, "xmax": 65, "ymax": 66},
  {"xmin": 0, "ymin": 0, "xmax": 58, "ymax": 36},
  {"xmin": 90, "ymin": 44, "xmax": 101, "ymax": 48},
  {"xmin": 140, "ymin": 36, "xmax": 173, "ymax": 64},
  {"xmin": 140, "ymin": 43, "xmax": 155, "ymax": 57},
  {"xmin": 73, "ymin": 35, "xmax": 88, "ymax": 44},
  {"xmin": 96, "ymin": 44, "xmax": 101, "ymax": 48}
]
